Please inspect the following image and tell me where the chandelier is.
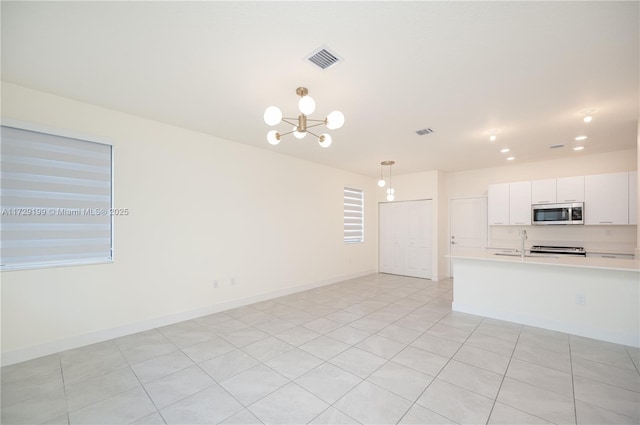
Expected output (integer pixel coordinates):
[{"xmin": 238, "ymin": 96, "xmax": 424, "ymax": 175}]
[
  {"xmin": 378, "ymin": 160, "xmax": 396, "ymax": 201},
  {"xmin": 264, "ymin": 87, "xmax": 344, "ymax": 148}
]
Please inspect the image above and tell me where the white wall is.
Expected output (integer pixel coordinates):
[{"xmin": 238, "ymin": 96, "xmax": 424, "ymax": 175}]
[
  {"xmin": 447, "ymin": 149, "xmax": 637, "ymax": 198},
  {"xmin": 1, "ymin": 83, "xmax": 378, "ymax": 364}
]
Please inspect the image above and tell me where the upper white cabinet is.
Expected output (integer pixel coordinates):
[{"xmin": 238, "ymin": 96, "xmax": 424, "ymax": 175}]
[
  {"xmin": 509, "ymin": 181, "xmax": 532, "ymax": 225},
  {"xmin": 584, "ymin": 172, "xmax": 629, "ymax": 225},
  {"xmin": 531, "ymin": 176, "xmax": 585, "ymax": 204},
  {"xmin": 557, "ymin": 176, "xmax": 584, "ymax": 203},
  {"xmin": 488, "ymin": 172, "xmax": 636, "ymax": 226},
  {"xmin": 630, "ymin": 171, "xmax": 637, "ymax": 225},
  {"xmin": 531, "ymin": 179, "xmax": 556, "ymax": 204},
  {"xmin": 488, "ymin": 183, "xmax": 509, "ymax": 225}
]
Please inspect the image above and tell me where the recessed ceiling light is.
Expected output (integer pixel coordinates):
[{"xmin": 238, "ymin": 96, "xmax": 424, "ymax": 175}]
[
  {"xmin": 500, "ymin": 148, "xmax": 510, "ymax": 153},
  {"xmin": 489, "ymin": 134, "xmax": 497, "ymax": 142},
  {"xmin": 506, "ymin": 156, "xmax": 515, "ymax": 161},
  {"xmin": 573, "ymin": 146, "xmax": 585, "ymax": 151},
  {"xmin": 575, "ymin": 135, "xmax": 587, "ymax": 141},
  {"xmin": 583, "ymin": 115, "xmax": 592, "ymax": 123}
]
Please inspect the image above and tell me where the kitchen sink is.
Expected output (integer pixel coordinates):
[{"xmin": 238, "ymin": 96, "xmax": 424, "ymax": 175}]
[{"xmin": 493, "ymin": 252, "xmax": 558, "ymax": 258}]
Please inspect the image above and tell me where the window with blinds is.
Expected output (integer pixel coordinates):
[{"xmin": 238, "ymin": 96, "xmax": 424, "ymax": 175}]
[
  {"xmin": 1, "ymin": 125, "xmax": 113, "ymax": 270},
  {"xmin": 343, "ymin": 187, "xmax": 364, "ymax": 243}
]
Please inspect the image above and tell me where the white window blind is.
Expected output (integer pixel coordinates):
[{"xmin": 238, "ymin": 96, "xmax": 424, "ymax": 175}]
[
  {"xmin": 1, "ymin": 125, "xmax": 113, "ymax": 270},
  {"xmin": 344, "ymin": 187, "xmax": 364, "ymax": 243}
]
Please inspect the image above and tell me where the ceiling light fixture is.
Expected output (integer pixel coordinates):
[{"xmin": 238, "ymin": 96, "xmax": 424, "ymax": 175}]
[
  {"xmin": 487, "ymin": 129, "xmax": 501, "ymax": 142},
  {"xmin": 377, "ymin": 163, "xmax": 386, "ymax": 187},
  {"xmin": 581, "ymin": 109, "xmax": 595, "ymax": 123},
  {"xmin": 574, "ymin": 135, "xmax": 587, "ymax": 141},
  {"xmin": 574, "ymin": 146, "xmax": 585, "ymax": 151},
  {"xmin": 380, "ymin": 161, "xmax": 396, "ymax": 201},
  {"xmin": 506, "ymin": 156, "xmax": 515, "ymax": 161},
  {"xmin": 500, "ymin": 148, "xmax": 510, "ymax": 153},
  {"xmin": 264, "ymin": 87, "xmax": 344, "ymax": 148}
]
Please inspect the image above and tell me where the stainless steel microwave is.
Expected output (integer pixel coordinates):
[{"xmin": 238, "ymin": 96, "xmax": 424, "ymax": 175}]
[{"xmin": 532, "ymin": 202, "xmax": 584, "ymax": 225}]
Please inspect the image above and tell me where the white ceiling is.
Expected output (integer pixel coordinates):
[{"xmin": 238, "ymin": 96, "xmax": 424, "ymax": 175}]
[{"xmin": 2, "ymin": 1, "xmax": 638, "ymax": 177}]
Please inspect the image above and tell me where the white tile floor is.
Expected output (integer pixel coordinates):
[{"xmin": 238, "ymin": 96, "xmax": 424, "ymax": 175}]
[{"xmin": 2, "ymin": 273, "xmax": 639, "ymax": 425}]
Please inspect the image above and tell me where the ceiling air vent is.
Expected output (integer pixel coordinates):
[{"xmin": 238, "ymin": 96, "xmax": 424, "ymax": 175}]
[
  {"xmin": 549, "ymin": 143, "xmax": 565, "ymax": 149},
  {"xmin": 416, "ymin": 128, "xmax": 434, "ymax": 136},
  {"xmin": 305, "ymin": 46, "xmax": 342, "ymax": 70}
]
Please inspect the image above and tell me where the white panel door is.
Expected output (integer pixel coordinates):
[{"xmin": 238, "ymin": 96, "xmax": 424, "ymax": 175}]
[
  {"xmin": 379, "ymin": 202, "xmax": 394, "ymax": 274},
  {"xmin": 629, "ymin": 171, "xmax": 637, "ymax": 225},
  {"xmin": 379, "ymin": 200, "xmax": 432, "ymax": 279},
  {"xmin": 405, "ymin": 200, "xmax": 432, "ymax": 279},
  {"xmin": 449, "ymin": 197, "xmax": 488, "ymax": 277},
  {"xmin": 390, "ymin": 202, "xmax": 407, "ymax": 275}
]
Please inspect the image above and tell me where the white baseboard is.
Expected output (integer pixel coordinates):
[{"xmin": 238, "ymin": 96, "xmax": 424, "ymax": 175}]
[
  {"xmin": 2, "ymin": 270, "xmax": 376, "ymax": 366},
  {"xmin": 452, "ymin": 302, "xmax": 640, "ymax": 348}
]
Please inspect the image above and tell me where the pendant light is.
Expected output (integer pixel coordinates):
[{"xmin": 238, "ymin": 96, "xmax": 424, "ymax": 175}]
[{"xmin": 380, "ymin": 161, "xmax": 395, "ymax": 201}]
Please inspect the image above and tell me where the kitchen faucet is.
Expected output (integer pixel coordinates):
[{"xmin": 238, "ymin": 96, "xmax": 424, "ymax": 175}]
[{"xmin": 520, "ymin": 229, "xmax": 528, "ymax": 261}]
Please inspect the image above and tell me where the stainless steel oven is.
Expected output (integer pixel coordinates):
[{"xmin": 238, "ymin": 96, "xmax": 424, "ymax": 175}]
[{"xmin": 532, "ymin": 202, "xmax": 584, "ymax": 225}]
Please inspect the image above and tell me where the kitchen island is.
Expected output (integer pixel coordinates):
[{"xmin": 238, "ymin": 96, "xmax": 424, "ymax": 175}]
[{"xmin": 450, "ymin": 249, "xmax": 640, "ymax": 347}]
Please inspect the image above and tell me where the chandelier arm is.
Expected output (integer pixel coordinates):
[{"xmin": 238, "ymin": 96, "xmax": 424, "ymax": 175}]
[
  {"xmin": 305, "ymin": 122, "xmax": 328, "ymax": 130},
  {"xmin": 304, "ymin": 118, "xmax": 326, "ymax": 123},
  {"xmin": 281, "ymin": 118, "xmax": 298, "ymax": 126},
  {"xmin": 306, "ymin": 129, "xmax": 321, "ymax": 138},
  {"xmin": 278, "ymin": 129, "xmax": 296, "ymax": 137}
]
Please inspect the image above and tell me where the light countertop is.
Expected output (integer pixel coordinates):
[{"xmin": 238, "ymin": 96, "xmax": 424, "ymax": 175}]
[{"xmin": 449, "ymin": 249, "xmax": 640, "ymax": 273}]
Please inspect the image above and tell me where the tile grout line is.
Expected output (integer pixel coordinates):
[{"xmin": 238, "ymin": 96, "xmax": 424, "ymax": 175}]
[
  {"xmin": 291, "ymin": 280, "xmax": 452, "ymax": 425},
  {"xmin": 113, "ymin": 338, "xmax": 168, "ymax": 425},
  {"xmin": 484, "ymin": 326, "xmax": 522, "ymax": 425},
  {"xmin": 394, "ymin": 303, "xmax": 481, "ymax": 425},
  {"xmin": 58, "ymin": 354, "xmax": 71, "ymax": 425},
  {"xmin": 569, "ymin": 335, "xmax": 578, "ymax": 425}
]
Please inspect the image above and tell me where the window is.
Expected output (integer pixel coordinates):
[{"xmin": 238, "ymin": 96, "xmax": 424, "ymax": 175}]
[
  {"xmin": 1, "ymin": 125, "xmax": 113, "ymax": 270},
  {"xmin": 343, "ymin": 187, "xmax": 364, "ymax": 243}
]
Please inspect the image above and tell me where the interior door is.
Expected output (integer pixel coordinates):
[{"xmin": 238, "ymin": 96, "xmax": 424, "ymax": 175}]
[
  {"xmin": 405, "ymin": 200, "xmax": 432, "ymax": 278},
  {"xmin": 379, "ymin": 200, "xmax": 432, "ymax": 279},
  {"xmin": 379, "ymin": 202, "xmax": 394, "ymax": 274},
  {"xmin": 449, "ymin": 197, "xmax": 488, "ymax": 277}
]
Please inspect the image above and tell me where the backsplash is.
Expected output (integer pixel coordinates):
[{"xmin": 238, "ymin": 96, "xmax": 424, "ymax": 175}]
[{"xmin": 489, "ymin": 225, "xmax": 637, "ymax": 254}]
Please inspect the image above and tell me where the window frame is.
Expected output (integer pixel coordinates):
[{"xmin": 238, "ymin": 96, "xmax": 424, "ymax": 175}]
[
  {"xmin": 343, "ymin": 186, "xmax": 364, "ymax": 244},
  {"xmin": 1, "ymin": 120, "xmax": 114, "ymax": 271}
]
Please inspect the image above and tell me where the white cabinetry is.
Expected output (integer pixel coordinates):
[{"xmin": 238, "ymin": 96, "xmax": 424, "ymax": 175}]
[
  {"xmin": 509, "ymin": 181, "xmax": 532, "ymax": 225},
  {"xmin": 488, "ymin": 183, "xmax": 509, "ymax": 225},
  {"xmin": 630, "ymin": 171, "xmax": 637, "ymax": 225},
  {"xmin": 531, "ymin": 179, "xmax": 556, "ymax": 204},
  {"xmin": 584, "ymin": 172, "xmax": 629, "ymax": 225},
  {"xmin": 557, "ymin": 176, "xmax": 584, "ymax": 203}
]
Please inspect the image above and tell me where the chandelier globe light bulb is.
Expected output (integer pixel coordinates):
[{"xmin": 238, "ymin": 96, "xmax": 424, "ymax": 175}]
[
  {"xmin": 298, "ymin": 96, "xmax": 316, "ymax": 115},
  {"xmin": 293, "ymin": 126, "xmax": 306, "ymax": 139},
  {"xmin": 318, "ymin": 134, "xmax": 332, "ymax": 148},
  {"xmin": 267, "ymin": 130, "xmax": 281, "ymax": 145},
  {"xmin": 326, "ymin": 111, "xmax": 345, "ymax": 129},
  {"xmin": 264, "ymin": 106, "xmax": 282, "ymax": 126}
]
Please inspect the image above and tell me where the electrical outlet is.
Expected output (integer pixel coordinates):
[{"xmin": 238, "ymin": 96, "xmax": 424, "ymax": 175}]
[
  {"xmin": 213, "ymin": 280, "xmax": 218, "ymax": 289},
  {"xmin": 230, "ymin": 277, "xmax": 236, "ymax": 285},
  {"xmin": 575, "ymin": 294, "xmax": 586, "ymax": 305}
]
